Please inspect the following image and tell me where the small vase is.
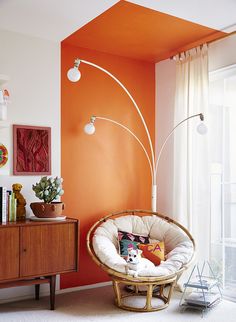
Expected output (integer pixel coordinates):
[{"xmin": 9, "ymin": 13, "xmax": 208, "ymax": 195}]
[{"xmin": 30, "ymin": 202, "xmax": 65, "ymax": 218}]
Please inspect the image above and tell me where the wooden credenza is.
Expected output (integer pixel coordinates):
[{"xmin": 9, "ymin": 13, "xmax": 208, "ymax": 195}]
[{"xmin": 0, "ymin": 218, "xmax": 79, "ymax": 309}]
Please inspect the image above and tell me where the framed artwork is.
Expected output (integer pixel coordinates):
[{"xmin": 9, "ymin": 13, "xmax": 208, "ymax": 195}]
[{"xmin": 13, "ymin": 125, "xmax": 51, "ymax": 175}]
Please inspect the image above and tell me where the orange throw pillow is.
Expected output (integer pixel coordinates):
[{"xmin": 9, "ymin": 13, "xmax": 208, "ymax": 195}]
[{"xmin": 138, "ymin": 242, "xmax": 165, "ymax": 266}]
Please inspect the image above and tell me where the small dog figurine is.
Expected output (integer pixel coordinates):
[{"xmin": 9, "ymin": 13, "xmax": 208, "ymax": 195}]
[
  {"xmin": 126, "ymin": 247, "xmax": 155, "ymax": 277},
  {"xmin": 12, "ymin": 183, "xmax": 26, "ymax": 221}
]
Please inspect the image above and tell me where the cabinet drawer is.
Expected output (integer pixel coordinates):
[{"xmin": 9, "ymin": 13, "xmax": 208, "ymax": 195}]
[
  {"xmin": 0, "ymin": 227, "xmax": 20, "ymax": 281},
  {"xmin": 20, "ymin": 223, "xmax": 77, "ymax": 277}
]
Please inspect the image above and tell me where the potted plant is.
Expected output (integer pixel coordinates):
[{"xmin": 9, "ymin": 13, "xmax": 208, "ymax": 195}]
[{"xmin": 30, "ymin": 176, "xmax": 65, "ymax": 218}]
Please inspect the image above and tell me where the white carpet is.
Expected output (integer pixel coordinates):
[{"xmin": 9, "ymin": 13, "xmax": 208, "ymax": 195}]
[{"xmin": 0, "ymin": 285, "xmax": 235, "ymax": 322}]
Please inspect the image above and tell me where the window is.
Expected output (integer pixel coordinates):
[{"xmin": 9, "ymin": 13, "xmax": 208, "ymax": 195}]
[{"xmin": 209, "ymin": 64, "xmax": 236, "ymax": 301}]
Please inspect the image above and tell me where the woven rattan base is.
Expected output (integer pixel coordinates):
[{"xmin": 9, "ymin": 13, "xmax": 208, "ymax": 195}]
[{"xmin": 112, "ymin": 275, "xmax": 177, "ymax": 312}]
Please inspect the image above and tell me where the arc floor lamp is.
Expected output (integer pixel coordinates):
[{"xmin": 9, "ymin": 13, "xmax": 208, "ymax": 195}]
[{"xmin": 67, "ymin": 58, "xmax": 207, "ymax": 212}]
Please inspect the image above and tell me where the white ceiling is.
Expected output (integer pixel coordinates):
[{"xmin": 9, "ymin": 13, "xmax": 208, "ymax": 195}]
[
  {"xmin": 0, "ymin": 0, "xmax": 119, "ymax": 41},
  {"xmin": 0, "ymin": 0, "xmax": 235, "ymax": 42},
  {"xmin": 128, "ymin": 0, "xmax": 236, "ymax": 32}
]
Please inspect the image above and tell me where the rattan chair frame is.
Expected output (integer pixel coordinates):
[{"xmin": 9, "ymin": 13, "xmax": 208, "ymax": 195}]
[{"xmin": 87, "ymin": 209, "xmax": 195, "ymax": 312}]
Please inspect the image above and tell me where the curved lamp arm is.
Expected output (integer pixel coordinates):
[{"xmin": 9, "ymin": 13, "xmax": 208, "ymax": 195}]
[
  {"xmin": 68, "ymin": 60, "xmax": 207, "ymax": 212},
  {"xmin": 68, "ymin": 58, "xmax": 155, "ymax": 179},
  {"xmin": 155, "ymin": 113, "xmax": 205, "ymax": 175},
  {"xmin": 86, "ymin": 116, "xmax": 154, "ymax": 185}
]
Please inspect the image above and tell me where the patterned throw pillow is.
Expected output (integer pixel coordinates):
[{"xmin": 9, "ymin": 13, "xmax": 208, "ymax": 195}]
[
  {"xmin": 118, "ymin": 230, "xmax": 150, "ymax": 244},
  {"xmin": 118, "ymin": 230, "xmax": 150, "ymax": 257},
  {"xmin": 119, "ymin": 239, "xmax": 139, "ymax": 257},
  {"xmin": 138, "ymin": 241, "xmax": 165, "ymax": 266}
]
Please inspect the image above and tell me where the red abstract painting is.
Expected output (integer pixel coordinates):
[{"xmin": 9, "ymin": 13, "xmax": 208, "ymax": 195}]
[{"xmin": 13, "ymin": 125, "xmax": 51, "ymax": 175}]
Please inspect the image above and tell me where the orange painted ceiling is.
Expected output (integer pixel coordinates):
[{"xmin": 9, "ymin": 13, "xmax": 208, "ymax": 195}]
[{"xmin": 63, "ymin": 1, "xmax": 226, "ymax": 62}]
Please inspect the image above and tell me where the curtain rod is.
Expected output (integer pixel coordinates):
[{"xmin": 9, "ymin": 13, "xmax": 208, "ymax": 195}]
[{"xmin": 170, "ymin": 30, "xmax": 236, "ymax": 59}]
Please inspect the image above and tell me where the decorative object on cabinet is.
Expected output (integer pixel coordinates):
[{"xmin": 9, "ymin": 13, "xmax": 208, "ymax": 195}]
[
  {"xmin": 13, "ymin": 124, "xmax": 51, "ymax": 175},
  {"xmin": 87, "ymin": 209, "xmax": 195, "ymax": 312},
  {"xmin": 67, "ymin": 58, "xmax": 207, "ymax": 212},
  {"xmin": 30, "ymin": 176, "xmax": 65, "ymax": 218},
  {"xmin": 32, "ymin": 176, "xmax": 64, "ymax": 203},
  {"xmin": 0, "ymin": 218, "xmax": 79, "ymax": 310},
  {"xmin": 0, "ymin": 187, "xmax": 8, "ymax": 223},
  {"xmin": 0, "ymin": 187, "xmax": 17, "ymax": 223},
  {"xmin": 30, "ymin": 203, "xmax": 65, "ymax": 219},
  {"xmin": 179, "ymin": 261, "xmax": 222, "ymax": 316},
  {"xmin": 12, "ymin": 183, "xmax": 26, "ymax": 221}
]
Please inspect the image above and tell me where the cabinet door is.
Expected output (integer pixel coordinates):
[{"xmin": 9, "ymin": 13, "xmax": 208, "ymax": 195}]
[
  {"xmin": 0, "ymin": 227, "xmax": 19, "ymax": 280},
  {"xmin": 20, "ymin": 223, "xmax": 77, "ymax": 277}
]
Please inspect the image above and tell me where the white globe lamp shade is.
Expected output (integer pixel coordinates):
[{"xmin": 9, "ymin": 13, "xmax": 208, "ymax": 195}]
[
  {"xmin": 84, "ymin": 123, "xmax": 95, "ymax": 135},
  {"xmin": 197, "ymin": 122, "xmax": 208, "ymax": 135},
  {"xmin": 67, "ymin": 67, "xmax": 81, "ymax": 82}
]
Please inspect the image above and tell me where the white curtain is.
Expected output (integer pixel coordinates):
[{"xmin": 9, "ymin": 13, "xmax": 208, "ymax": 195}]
[{"xmin": 173, "ymin": 44, "xmax": 210, "ymax": 263}]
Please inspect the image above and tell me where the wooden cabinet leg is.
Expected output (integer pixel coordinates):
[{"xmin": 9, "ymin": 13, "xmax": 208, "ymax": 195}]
[
  {"xmin": 35, "ymin": 284, "xmax": 40, "ymax": 300},
  {"xmin": 50, "ymin": 275, "xmax": 56, "ymax": 310}
]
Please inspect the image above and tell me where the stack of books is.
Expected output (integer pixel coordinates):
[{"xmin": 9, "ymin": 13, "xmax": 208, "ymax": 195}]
[{"xmin": 0, "ymin": 186, "xmax": 17, "ymax": 223}]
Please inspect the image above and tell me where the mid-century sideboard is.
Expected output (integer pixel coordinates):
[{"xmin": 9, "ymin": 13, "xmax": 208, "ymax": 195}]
[{"xmin": 0, "ymin": 218, "xmax": 79, "ymax": 310}]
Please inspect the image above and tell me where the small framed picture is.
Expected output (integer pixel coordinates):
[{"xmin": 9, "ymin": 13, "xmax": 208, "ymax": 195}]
[{"xmin": 13, "ymin": 125, "xmax": 51, "ymax": 175}]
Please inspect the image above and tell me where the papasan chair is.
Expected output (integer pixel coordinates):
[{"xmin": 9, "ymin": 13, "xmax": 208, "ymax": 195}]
[{"xmin": 87, "ymin": 209, "xmax": 195, "ymax": 312}]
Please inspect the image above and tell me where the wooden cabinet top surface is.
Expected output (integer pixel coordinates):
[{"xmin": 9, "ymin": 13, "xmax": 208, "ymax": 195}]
[{"xmin": 0, "ymin": 218, "xmax": 78, "ymax": 228}]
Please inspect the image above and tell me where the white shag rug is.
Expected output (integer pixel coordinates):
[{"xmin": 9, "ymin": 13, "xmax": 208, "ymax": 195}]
[{"xmin": 0, "ymin": 285, "xmax": 235, "ymax": 322}]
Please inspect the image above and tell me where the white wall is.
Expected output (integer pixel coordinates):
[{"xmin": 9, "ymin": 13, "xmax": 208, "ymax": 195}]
[
  {"xmin": 155, "ymin": 33, "xmax": 236, "ymax": 216},
  {"xmin": 209, "ymin": 34, "xmax": 236, "ymax": 71},
  {"xmin": 0, "ymin": 30, "xmax": 60, "ymax": 302}
]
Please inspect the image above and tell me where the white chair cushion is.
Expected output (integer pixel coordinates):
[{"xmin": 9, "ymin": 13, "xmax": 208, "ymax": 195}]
[{"xmin": 93, "ymin": 215, "xmax": 194, "ymax": 277}]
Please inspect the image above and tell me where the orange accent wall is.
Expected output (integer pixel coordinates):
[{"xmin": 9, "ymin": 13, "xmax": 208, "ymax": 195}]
[
  {"xmin": 60, "ymin": 0, "xmax": 224, "ymax": 290},
  {"xmin": 60, "ymin": 43, "xmax": 155, "ymax": 288}
]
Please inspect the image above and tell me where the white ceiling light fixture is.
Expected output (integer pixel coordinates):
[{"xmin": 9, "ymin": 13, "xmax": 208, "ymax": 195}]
[{"xmin": 67, "ymin": 59, "xmax": 81, "ymax": 82}]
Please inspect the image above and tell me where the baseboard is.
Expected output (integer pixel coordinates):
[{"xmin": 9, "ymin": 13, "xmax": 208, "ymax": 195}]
[{"xmin": 0, "ymin": 280, "xmax": 112, "ymax": 304}]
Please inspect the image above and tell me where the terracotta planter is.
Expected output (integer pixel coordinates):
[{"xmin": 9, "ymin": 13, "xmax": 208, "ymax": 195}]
[{"xmin": 30, "ymin": 202, "xmax": 65, "ymax": 218}]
